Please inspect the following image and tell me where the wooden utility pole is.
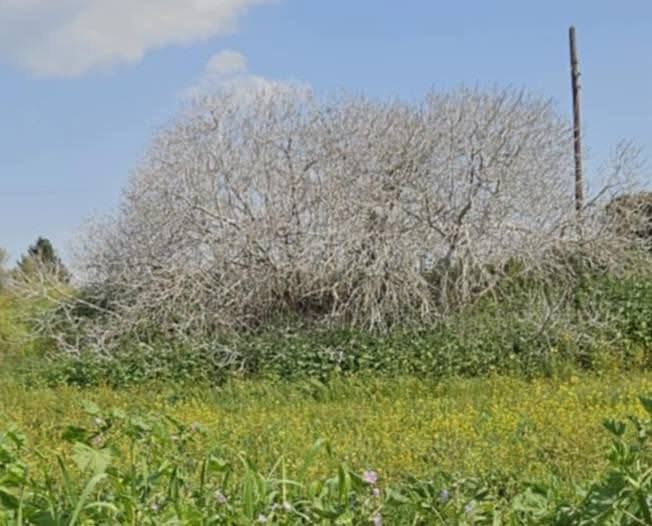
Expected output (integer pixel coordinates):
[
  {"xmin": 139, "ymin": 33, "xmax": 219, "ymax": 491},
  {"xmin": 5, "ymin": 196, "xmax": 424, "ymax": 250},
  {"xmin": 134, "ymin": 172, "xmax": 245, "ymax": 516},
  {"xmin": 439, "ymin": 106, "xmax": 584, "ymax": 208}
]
[{"xmin": 569, "ymin": 26, "xmax": 584, "ymax": 215}]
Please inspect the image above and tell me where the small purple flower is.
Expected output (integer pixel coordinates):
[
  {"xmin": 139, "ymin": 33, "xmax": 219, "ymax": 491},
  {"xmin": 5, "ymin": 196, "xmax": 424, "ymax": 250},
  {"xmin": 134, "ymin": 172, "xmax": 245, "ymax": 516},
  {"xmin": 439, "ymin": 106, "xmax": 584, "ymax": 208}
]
[
  {"xmin": 372, "ymin": 513, "xmax": 383, "ymax": 526},
  {"xmin": 362, "ymin": 470, "xmax": 378, "ymax": 485},
  {"xmin": 439, "ymin": 489, "xmax": 449, "ymax": 503},
  {"xmin": 464, "ymin": 502, "xmax": 475, "ymax": 515},
  {"xmin": 214, "ymin": 490, "xmax": 227, "ymax": 505},
  {"xmin": 372, "ymin": 487, "xmax": 381, "ymax": 498}
]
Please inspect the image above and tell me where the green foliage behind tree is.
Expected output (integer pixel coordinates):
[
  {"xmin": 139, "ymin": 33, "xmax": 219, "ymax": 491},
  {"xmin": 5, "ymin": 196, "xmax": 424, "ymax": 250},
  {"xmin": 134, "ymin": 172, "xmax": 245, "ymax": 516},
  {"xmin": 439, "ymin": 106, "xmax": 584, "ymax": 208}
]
[
  {"xmin": 0, "ymin": 247, "xmax": 8, "ymax": 291},
  {"xmin": 17, "ymin": 237, "xmax": 70, "ymax": 283},
  {"xmin": 606, "ymin": 190, "xmax": 652, "ymax": 245}
]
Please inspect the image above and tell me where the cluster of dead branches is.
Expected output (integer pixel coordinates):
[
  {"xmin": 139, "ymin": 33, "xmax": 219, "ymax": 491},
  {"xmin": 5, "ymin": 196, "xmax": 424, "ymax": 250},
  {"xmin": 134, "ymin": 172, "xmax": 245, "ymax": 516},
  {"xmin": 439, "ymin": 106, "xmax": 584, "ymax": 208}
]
[{"xmin": 18, "ymin": 85, "xmax": 650, "ymax": 353}]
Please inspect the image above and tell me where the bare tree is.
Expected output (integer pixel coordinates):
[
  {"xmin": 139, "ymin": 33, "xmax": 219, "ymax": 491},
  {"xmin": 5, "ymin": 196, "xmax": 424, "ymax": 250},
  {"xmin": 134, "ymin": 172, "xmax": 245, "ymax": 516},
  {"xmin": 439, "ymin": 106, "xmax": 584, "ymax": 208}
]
[{"xmin": 25, "ymin": 85, "xmax": 649, "ymax": 353}]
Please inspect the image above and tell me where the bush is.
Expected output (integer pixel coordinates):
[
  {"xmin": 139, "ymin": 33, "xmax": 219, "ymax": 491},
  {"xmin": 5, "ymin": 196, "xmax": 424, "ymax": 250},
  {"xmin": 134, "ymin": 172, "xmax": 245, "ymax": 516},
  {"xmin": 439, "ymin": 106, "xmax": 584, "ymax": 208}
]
[
  {"xmin": 51, "ymin": 85, "xmax": 642, "ymax": 348},
  {"xmin": 0, "ymin": 293, "xmax": 32, "ymax": 358},
  {"xmin": 17, "ymin": 274, "xmax": 652, "ymax": 388},
  {"xmin": 606, "ymin": 190, "xmax": 652, "ymax": 246}
]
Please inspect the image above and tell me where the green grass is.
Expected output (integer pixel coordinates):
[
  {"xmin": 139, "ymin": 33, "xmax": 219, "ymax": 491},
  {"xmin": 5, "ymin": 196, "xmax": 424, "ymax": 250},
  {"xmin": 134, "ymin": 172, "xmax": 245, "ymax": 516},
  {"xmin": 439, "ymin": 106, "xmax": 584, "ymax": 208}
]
[
  {"xmin": 2, "ymin": 373, "xmax": 651, "ymax": 491},
  {"xmin": 2, "ymin": 374, "xmax": 652, "ymax": 524}
]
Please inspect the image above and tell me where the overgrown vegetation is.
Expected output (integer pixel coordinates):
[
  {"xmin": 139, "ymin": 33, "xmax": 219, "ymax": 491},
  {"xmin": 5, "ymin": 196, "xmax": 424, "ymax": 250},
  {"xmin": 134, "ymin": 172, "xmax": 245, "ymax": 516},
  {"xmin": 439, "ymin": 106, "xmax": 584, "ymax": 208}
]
[
  {"xmin": 6, "ymin": 273, "xmax": 649, "ymax": 389},
  {"xmin": 16, "ymin": 86, "xmax": 648, "ymax": 355},
  {"xmin": 606, "ymin": 190, "xmax": 652, "ymax": 245},
  {"xmin": 1, "ymin": 376, "xmax": 651, "ymax": 524}
]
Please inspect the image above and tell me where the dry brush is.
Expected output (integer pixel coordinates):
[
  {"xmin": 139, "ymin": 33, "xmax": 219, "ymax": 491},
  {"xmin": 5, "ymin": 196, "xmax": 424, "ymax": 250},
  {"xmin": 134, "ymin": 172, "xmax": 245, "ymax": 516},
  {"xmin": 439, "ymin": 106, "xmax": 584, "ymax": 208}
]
[{"xmin": 18, "ymin": 85, "xmax": 650, "ymax": 353}]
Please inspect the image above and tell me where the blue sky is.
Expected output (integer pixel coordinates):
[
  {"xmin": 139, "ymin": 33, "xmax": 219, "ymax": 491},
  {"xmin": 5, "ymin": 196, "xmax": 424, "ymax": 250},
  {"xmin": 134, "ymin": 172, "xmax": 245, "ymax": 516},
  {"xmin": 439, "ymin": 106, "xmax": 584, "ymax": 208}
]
[{"xmin": 1, "ymin": 0, "xmax": 650, "ymax": 263}]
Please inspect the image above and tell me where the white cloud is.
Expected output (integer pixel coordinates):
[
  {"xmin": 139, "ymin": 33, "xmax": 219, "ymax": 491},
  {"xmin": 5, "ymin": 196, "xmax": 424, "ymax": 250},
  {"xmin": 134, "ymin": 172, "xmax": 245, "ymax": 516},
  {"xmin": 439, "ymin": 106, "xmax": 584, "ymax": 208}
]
[
  {"xmin": 205, "ymin": 49, "xmax": 248, "ymax": 76},
  {"xmin": 0, "ymin": 0, "xmax": 272, "ymax": 77},
  {"xmin": 183, "ymin": 49, "xmax": 311, "ymax": 103}
]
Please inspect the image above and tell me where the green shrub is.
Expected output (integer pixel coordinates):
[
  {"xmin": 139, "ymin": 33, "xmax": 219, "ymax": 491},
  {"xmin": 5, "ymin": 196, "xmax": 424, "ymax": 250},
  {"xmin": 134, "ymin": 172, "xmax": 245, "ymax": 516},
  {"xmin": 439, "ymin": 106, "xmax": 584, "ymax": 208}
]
[
  {"xmin": 0, "ymin": 294, "xmax": 30, "ymax": 358},
  {"xmin": 10, "ymin": 275, "xmax": 649, "ymax": 389}
]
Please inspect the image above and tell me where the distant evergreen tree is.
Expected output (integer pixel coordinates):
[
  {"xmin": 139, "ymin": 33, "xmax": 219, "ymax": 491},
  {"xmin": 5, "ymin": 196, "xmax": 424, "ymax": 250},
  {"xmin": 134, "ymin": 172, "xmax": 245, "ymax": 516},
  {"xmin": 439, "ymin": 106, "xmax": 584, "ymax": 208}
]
[{"xmin": 17, "ymin": 237, "xmax": 70, "ymax": 283}]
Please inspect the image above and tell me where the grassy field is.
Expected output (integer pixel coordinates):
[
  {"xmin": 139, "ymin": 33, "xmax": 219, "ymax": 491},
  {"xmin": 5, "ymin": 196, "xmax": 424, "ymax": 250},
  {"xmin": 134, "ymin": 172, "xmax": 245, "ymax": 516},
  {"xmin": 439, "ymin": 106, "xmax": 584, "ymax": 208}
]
[
  {"xmin": 2, "ymin": 372, "xmax": 652, "ymax": 523},
  {"xmin": 2, "ymin": 372, "xmax": 651, "ymax": 490}
]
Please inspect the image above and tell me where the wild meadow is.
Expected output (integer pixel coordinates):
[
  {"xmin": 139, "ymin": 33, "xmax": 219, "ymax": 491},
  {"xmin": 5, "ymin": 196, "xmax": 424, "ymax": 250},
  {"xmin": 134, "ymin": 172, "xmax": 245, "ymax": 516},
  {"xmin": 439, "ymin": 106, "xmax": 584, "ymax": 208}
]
[{"xmin": 1, "ymin": 274, "xmax": 652, "ymax": 524}]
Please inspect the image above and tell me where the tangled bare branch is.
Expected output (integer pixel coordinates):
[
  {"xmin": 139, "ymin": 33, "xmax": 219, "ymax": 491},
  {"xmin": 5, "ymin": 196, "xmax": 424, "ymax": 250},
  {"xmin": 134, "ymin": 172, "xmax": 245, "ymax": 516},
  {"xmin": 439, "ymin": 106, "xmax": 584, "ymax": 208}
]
[{"xmin": 24, "ymin": 85, "xmax": 649, "ymax": 352}]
